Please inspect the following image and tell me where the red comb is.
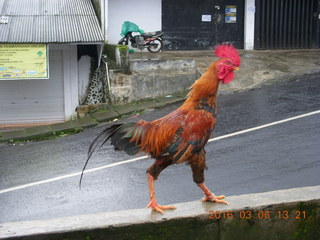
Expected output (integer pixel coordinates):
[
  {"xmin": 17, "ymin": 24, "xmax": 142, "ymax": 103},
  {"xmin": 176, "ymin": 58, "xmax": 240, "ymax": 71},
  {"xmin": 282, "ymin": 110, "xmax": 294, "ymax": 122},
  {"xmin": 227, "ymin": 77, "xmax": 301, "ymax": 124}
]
[{"xmin": 215, "ymin": 43, "xmax": 240, "ymax": 66}]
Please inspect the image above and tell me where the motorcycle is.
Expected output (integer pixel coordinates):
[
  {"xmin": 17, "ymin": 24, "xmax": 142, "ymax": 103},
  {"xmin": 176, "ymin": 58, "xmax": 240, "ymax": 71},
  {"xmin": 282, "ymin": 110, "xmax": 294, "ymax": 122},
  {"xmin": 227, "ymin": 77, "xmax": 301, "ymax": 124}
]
[
  {"xmin": 118, "ymin": 31, "xmax": 163, "ymax": 53},
  {"xmin": 118, "ymin": 21, "xmax": 163, "ymax": 53}
]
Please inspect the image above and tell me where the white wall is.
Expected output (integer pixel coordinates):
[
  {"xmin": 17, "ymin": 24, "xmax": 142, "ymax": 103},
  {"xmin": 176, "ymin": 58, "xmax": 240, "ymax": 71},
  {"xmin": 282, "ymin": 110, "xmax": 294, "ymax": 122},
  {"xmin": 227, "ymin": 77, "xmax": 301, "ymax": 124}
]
[
  {"xmin": 50, "ymin": 44, "xmax": 79, "ymax": 121},
  {"xmin": 244, "ymin": 0, "xmax": 255, "ymax": 50},
  {"xmin": 107, "ymin": 0, "xmax": 161, "ymax": 44},
  {"xmin": 78, "ymin": 55, "xmax": 91, "ymax": 104}
]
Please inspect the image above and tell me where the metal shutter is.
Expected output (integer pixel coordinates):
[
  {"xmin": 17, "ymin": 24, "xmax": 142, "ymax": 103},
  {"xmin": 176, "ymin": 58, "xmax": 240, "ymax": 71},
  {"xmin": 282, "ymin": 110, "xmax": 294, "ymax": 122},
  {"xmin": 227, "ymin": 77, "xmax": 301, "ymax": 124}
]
[
  {"xmin": 254, "ymin": 0, "xmax": 319, "ymax": 49},
  {"xmin": 0, "ymin": 50, "xmax": 65, "ymax": 125}
]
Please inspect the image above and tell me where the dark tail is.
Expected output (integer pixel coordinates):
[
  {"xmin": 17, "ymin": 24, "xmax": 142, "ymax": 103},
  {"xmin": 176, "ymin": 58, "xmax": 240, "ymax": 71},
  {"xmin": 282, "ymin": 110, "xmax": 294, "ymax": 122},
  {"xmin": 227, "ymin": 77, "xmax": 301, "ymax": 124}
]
[{"xmin": 79, "ymin": 123, "xmax": 141, "ymax": 188}]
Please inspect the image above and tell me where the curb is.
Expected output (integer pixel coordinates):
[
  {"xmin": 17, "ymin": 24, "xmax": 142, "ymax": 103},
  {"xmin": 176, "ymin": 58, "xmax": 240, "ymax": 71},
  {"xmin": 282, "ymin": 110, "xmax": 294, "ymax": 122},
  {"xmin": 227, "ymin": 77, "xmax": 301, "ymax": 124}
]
[{"xmin": 0, "ymin": 186, "xmax": 319, "ymax": 240}]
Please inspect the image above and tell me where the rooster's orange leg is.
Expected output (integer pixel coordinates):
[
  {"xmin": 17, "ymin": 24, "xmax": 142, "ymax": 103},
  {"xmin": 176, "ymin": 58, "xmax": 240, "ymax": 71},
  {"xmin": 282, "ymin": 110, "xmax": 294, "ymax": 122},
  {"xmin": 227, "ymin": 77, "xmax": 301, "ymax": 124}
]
[
  {"xmin": 146, "ymin": 173, "xmax": 176, "ymax": 214},
  {"xmin": 197, "ymin": 182, "xmax": 228, "ymax": 204}
]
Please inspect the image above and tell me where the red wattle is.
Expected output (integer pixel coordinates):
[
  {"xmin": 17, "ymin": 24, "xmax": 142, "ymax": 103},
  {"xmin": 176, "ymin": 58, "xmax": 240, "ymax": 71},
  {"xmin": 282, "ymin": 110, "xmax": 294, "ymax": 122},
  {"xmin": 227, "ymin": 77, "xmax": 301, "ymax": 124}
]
[{"xmin": 222, "ymin": 72, "xmax": 234, "ymax": 84}]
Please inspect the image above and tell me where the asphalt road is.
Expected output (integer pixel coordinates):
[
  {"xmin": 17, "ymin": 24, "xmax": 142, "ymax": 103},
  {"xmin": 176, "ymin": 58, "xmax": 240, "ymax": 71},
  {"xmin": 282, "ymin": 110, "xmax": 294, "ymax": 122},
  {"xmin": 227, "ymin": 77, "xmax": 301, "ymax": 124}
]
[{"xmin": 0, "ymin": 73, "xmax": 320, "ymax": 223}]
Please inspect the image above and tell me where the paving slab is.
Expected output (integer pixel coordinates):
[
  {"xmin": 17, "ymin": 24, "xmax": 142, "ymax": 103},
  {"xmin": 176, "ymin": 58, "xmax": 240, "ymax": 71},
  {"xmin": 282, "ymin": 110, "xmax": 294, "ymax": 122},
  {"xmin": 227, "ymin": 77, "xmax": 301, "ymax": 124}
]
[
  {"xmin": 154, "ymin": 95, "xmax": 184, "ymax": 108},
  {"xmin": 0, "ymin": 129, "xmax": 27, "ymax": 142},
  {"xmin": 90, "ymin": 109, "xmax": 119, "ymax": 122},
  {"xmin": 76, "ymin": 115, "xmax": 98, "ymax": 129},
  {"xmin": 49, "ymin": 121, "xmax": 80, "ymax": 133},
  {"xmin": 172, "ymin": 90, "xmax": 188, "ymax": 98},
  {"xmin": 24, "ymin": 126, "xmax": 52, "ymax": 140},
  {"xmin": 112, "ymin": 104, "xmax": 140, "ymax": 116},
  {"xmin": 133, "ymin": 100, "xmax": 160, "ymax": 111}
]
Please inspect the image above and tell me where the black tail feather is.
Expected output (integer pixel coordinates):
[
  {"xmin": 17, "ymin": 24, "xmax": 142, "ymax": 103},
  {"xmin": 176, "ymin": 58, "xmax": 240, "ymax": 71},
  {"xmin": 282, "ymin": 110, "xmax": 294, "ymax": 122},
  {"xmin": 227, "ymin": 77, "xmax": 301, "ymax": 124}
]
[
  {"xmin": 79, "ymin": 124, "xmax": 122, "ymax": 189},
  {"xmin": 79, "ymin": 123, "xmax": 140, "ymax": 188}
]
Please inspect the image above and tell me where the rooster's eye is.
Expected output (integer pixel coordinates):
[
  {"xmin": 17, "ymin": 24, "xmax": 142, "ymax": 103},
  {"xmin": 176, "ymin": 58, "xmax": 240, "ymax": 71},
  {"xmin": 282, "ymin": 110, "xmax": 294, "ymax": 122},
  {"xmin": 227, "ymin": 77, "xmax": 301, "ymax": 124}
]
[{"xmin": 222, "ymin": 60, "xmax": 233, "ymax": 67}]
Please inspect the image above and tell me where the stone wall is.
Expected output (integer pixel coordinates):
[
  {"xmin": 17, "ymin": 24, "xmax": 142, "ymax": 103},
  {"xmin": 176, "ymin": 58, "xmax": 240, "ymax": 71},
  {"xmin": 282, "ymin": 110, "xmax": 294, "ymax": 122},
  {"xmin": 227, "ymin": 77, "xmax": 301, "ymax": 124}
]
[{"xmin": 109, "ymin": 59, "xmax": 197, "ymax": 104}]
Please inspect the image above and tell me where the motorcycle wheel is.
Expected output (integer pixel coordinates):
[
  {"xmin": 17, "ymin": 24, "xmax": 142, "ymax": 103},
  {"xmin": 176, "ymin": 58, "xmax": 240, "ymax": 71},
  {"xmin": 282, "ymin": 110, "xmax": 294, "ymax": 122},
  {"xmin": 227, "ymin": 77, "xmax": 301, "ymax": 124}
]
[{"xmin": 147, "ymin": 39, "xmax": 163, "ymax": 53}]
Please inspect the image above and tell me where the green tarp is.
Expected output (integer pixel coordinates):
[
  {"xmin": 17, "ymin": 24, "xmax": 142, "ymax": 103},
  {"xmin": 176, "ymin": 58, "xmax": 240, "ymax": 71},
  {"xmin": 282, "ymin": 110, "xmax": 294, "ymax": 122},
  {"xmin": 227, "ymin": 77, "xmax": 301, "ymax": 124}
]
[{"xmin": 121, "ymin": 21, "xmax": 144, "ymax": 36}]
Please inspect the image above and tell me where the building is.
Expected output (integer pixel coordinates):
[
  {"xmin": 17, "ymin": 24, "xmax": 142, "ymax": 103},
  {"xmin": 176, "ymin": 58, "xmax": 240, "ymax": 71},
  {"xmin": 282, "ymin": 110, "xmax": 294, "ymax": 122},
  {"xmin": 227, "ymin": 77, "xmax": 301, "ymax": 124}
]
[
  {"xmin": 100, "ymin": 0, "xmax": 319, "ymax": 50},
  {"xmin": 0, "ymin": 0, "xmax": 103, "ymax": 126}
]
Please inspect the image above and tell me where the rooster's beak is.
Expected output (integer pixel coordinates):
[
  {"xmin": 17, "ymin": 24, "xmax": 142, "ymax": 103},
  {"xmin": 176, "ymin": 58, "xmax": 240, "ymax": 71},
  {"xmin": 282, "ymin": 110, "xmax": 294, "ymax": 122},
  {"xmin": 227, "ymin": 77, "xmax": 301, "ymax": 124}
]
[{"xmin": 233, "ymin": 67, "xmax": 240, "ymax": 71}]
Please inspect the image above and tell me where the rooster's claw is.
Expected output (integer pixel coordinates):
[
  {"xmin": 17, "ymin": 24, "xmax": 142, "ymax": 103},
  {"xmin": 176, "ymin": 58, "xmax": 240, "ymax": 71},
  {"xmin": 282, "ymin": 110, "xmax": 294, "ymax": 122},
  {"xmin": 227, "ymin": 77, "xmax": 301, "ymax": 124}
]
[
  {"xmin": 201, "ymin": 194, "xmax": 228, "ymax": 204},
  {"xmin": 147, "ymin": 200, "xmax": 176, "ymax": 214}
]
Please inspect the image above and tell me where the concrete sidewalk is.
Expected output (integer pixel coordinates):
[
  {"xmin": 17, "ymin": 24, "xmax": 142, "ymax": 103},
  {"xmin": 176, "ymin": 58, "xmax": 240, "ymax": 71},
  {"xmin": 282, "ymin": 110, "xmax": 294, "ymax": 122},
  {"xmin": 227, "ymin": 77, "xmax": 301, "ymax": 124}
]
[{"xmin": 1, "ymin": 49, "xmax": 320, "ymax": 143}]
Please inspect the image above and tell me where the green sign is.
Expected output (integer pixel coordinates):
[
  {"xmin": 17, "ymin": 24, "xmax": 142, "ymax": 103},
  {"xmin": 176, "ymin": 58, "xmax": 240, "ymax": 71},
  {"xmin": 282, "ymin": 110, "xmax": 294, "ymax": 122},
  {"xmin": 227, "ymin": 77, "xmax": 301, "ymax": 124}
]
[{"xmin": 0, "ymin": 44, "xmax": 49, "ymax": 80}]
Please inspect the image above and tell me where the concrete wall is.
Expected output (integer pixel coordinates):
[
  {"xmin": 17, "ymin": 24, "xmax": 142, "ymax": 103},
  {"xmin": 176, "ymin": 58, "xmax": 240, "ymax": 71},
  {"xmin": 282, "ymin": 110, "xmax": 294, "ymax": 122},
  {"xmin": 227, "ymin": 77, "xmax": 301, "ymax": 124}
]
[
  {"xmin": 107, "ymin": 0, "xmax": 161, "ymax": 44},
  {"xmin": 109, "ymin": 59, "xmax": 197, "ymax": 103},
  {"xmin": 1, "ymin": 186, "xmax": 319, "ymax": 240}
]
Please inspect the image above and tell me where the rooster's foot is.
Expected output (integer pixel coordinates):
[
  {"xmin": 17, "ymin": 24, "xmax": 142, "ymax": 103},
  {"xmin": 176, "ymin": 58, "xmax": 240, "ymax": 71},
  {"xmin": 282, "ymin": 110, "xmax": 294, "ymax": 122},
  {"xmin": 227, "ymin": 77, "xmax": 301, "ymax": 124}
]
[
  {"xmin": 201, "ymin": 193, "xmax": 228, "ymax": 204},
  {"xmin": 147, "ymin": 200, "xmax": 176, "ymax": 214}
]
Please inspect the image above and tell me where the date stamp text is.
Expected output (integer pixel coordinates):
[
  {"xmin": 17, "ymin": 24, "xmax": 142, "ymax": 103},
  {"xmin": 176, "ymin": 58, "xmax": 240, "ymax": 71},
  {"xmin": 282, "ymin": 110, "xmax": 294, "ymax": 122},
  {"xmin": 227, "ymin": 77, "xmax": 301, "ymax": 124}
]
[{"xmin": 208, "ymin": 210, "xmax": 307, "ymax": 220}]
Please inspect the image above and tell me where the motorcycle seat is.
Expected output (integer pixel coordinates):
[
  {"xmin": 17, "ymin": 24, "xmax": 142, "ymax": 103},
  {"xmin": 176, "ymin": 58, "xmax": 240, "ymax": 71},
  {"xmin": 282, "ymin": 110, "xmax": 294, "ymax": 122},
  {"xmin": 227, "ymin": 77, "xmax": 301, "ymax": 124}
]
[{"xmin": 142, "ymin": 31, "xmax": 162, "ymax": 37}]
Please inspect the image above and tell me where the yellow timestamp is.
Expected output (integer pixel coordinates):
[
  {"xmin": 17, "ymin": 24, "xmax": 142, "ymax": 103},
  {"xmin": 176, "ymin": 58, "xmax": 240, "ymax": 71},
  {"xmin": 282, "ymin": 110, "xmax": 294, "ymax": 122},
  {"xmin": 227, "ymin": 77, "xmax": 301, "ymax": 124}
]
[{"xmin": 208, "ymin": 210, "xmax": 307, "ymax": 220}]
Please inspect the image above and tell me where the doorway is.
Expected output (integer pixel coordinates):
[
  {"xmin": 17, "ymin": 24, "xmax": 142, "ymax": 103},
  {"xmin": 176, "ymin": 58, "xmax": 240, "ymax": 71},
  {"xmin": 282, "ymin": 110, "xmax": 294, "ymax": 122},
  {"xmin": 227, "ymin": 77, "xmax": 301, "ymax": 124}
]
[{"xmin": 162, "ymin": 0, "xmax": 244, "ymax": 50}]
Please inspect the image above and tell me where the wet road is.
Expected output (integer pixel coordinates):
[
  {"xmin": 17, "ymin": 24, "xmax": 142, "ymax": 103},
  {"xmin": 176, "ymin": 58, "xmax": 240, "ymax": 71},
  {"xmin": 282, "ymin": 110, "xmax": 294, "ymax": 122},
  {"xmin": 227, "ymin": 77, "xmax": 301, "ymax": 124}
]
[{"xmin": 0, "ymin": 73, "xmax": 320, "ymax": 223}]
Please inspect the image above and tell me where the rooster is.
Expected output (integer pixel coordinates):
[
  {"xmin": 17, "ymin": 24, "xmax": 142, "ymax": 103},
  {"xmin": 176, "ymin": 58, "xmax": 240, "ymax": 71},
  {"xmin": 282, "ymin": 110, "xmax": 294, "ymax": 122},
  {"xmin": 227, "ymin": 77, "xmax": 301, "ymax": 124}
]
[{"xmin": 81, "ymin": 44, "xmax": 240, "ymax": 214}]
